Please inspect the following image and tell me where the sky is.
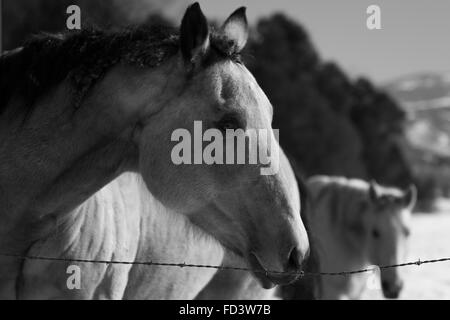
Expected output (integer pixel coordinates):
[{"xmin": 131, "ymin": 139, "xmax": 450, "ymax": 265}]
[{"xmin": 165, "ymin": 0, "xmax": 450, "ymax": 84}]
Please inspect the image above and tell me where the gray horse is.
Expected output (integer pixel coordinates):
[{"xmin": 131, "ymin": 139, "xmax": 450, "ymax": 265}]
[{"xmin": 0, "ymin": 4, "xmax": 309, "ymax": 299}]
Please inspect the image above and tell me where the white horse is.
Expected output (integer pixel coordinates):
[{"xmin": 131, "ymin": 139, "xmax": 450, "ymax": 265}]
[
  {"xmin": 194, "ymin": 175, "xmax": 416, "ymax": 301},
  {"xmin": 0, "ymin": 4, "xmax": 309, "ymax": 299},
  {"xmin": 306, "ymin": 176, "xmax": 416, "ymax": 300},
  {"xmin": 14, "ymin": 173, "xmax": 224, "ymax": 299}
]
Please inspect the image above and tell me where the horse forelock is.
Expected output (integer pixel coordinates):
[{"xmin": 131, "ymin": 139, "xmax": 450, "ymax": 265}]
[{"xmin": 0, "ymin": 24, "xmax": 243, "ymax": 119}]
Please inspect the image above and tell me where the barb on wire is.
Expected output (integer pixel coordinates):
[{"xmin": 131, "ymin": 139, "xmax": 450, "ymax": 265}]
[{"xmin": 0, "ymin": 252, "xmax": 449, "ymax": 277}]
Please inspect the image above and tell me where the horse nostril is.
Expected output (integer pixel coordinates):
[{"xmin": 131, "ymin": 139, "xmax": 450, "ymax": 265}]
[{"xmin": 287, "ymin": 247, "xmax": 307, "ymax": 271}]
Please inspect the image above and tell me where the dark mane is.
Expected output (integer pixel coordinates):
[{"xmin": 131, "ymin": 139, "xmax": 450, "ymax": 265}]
[{"xmin": 0, "ymin": 24, "xmax": 241, "ymax": 117}]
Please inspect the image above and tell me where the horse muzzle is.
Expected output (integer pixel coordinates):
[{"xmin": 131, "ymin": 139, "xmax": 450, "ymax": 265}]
[
  {"xmin": 382, "ymin": 280, "xmax": 404, "ymax": 299},
  {"xmin": 248, "ymin": 246, "xmax": 308, "ymax": 289}
]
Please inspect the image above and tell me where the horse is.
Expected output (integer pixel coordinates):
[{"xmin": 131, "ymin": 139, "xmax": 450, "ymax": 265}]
[
  {"xmin": 0, "ymin": 3, "xmax": 309, "ymax": 299},
  {"xmin": 304, "ymin": 176, "xmax": 416, "ymax": 300},
  {"xmin": 14, "ymin": 172, "xmax": 226, "ymax": 299}
]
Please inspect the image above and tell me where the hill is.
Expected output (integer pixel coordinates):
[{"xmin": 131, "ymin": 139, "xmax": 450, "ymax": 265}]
[{"xmin": 385, "ymin": 73, "xmax": 450, "ymax": 200}]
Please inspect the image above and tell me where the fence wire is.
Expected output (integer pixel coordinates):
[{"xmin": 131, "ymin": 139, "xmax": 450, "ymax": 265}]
[{"xmin": 1, "ymin": 252, "xmax": 450, "ymax": 277}]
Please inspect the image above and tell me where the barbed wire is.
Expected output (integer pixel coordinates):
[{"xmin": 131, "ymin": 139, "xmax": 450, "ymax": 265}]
[{"xmin": 1, "ymin": 252, "xmax": 450, "ymax": 277}]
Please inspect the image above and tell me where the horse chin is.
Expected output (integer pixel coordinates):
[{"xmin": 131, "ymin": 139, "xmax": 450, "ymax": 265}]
[
  {"xmin": 382, "ymin": 289, "xmax": 400, "ymax": 299},
  {"xmin": 381, "ymin": 277, "xmax": 404, "ymax": 299},
  {"xmin": 382, "ymin": 283, "xmax": 402, "ymax": 299},
  {"xmin": 248, "ymin": 253, "xmax": 297, "ymax": 289},
  {"xmin": 219, "ymin": 243, "xmax": 277, "ymax": 289}
]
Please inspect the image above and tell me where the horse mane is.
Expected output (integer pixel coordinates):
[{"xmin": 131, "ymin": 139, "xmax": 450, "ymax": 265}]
[
  {"xmin": 312, "ymin": 177, "xmax": 369, "ymax": 225},
  {"xmin": 0, "ymin": 24, "xmax": 241, "ymax": 117}
]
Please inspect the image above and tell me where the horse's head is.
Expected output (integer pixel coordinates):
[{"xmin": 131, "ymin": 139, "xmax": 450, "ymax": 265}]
[
  {"xmin": 367, "ymin": 182, "xmax": 416, "ymax": 299},
  {"xmin": 137, "ymin": 4, "xmax": 309, "ymax": 288}
]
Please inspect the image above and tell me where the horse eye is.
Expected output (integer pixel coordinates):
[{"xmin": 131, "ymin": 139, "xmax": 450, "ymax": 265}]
[{"xmin": 372, "ymin": 229, "xmax": 380, "ymax": 238}]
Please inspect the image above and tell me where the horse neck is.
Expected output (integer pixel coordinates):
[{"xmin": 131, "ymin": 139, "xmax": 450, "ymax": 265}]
[{"xmin": 0, "ymin": 60, "xmax": 178, "ymax": 248}]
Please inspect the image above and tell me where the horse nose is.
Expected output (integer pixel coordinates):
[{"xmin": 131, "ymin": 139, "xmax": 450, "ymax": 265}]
[
  {"xmin": 382, "ymin": 280, "xmax": 403, "ymax": 299},
  {"xmin": 286, "ymin": 245, "xmax": 310, "ymax": 272}
]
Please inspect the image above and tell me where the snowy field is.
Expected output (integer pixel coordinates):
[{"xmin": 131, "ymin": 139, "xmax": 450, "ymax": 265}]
[{"xmin": 362, "ymin": 199, "xmax": 450, "ymax": 300}]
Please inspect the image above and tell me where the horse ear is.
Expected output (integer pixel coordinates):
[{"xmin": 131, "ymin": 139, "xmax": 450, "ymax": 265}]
[
  {"xmin": 180, "ymin": 3, "xmax": 210, "ymax": 66},
  {"xmin": 221, "ymin": 7, "xmax": 249, "ymax": 53},
  {"xmin": 403, "ymin": 184, "xmax": 417, "ymax": 210},
  {"xmin": 368, "ymin": 180, "xmax": 380, "ymax": 203}
]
